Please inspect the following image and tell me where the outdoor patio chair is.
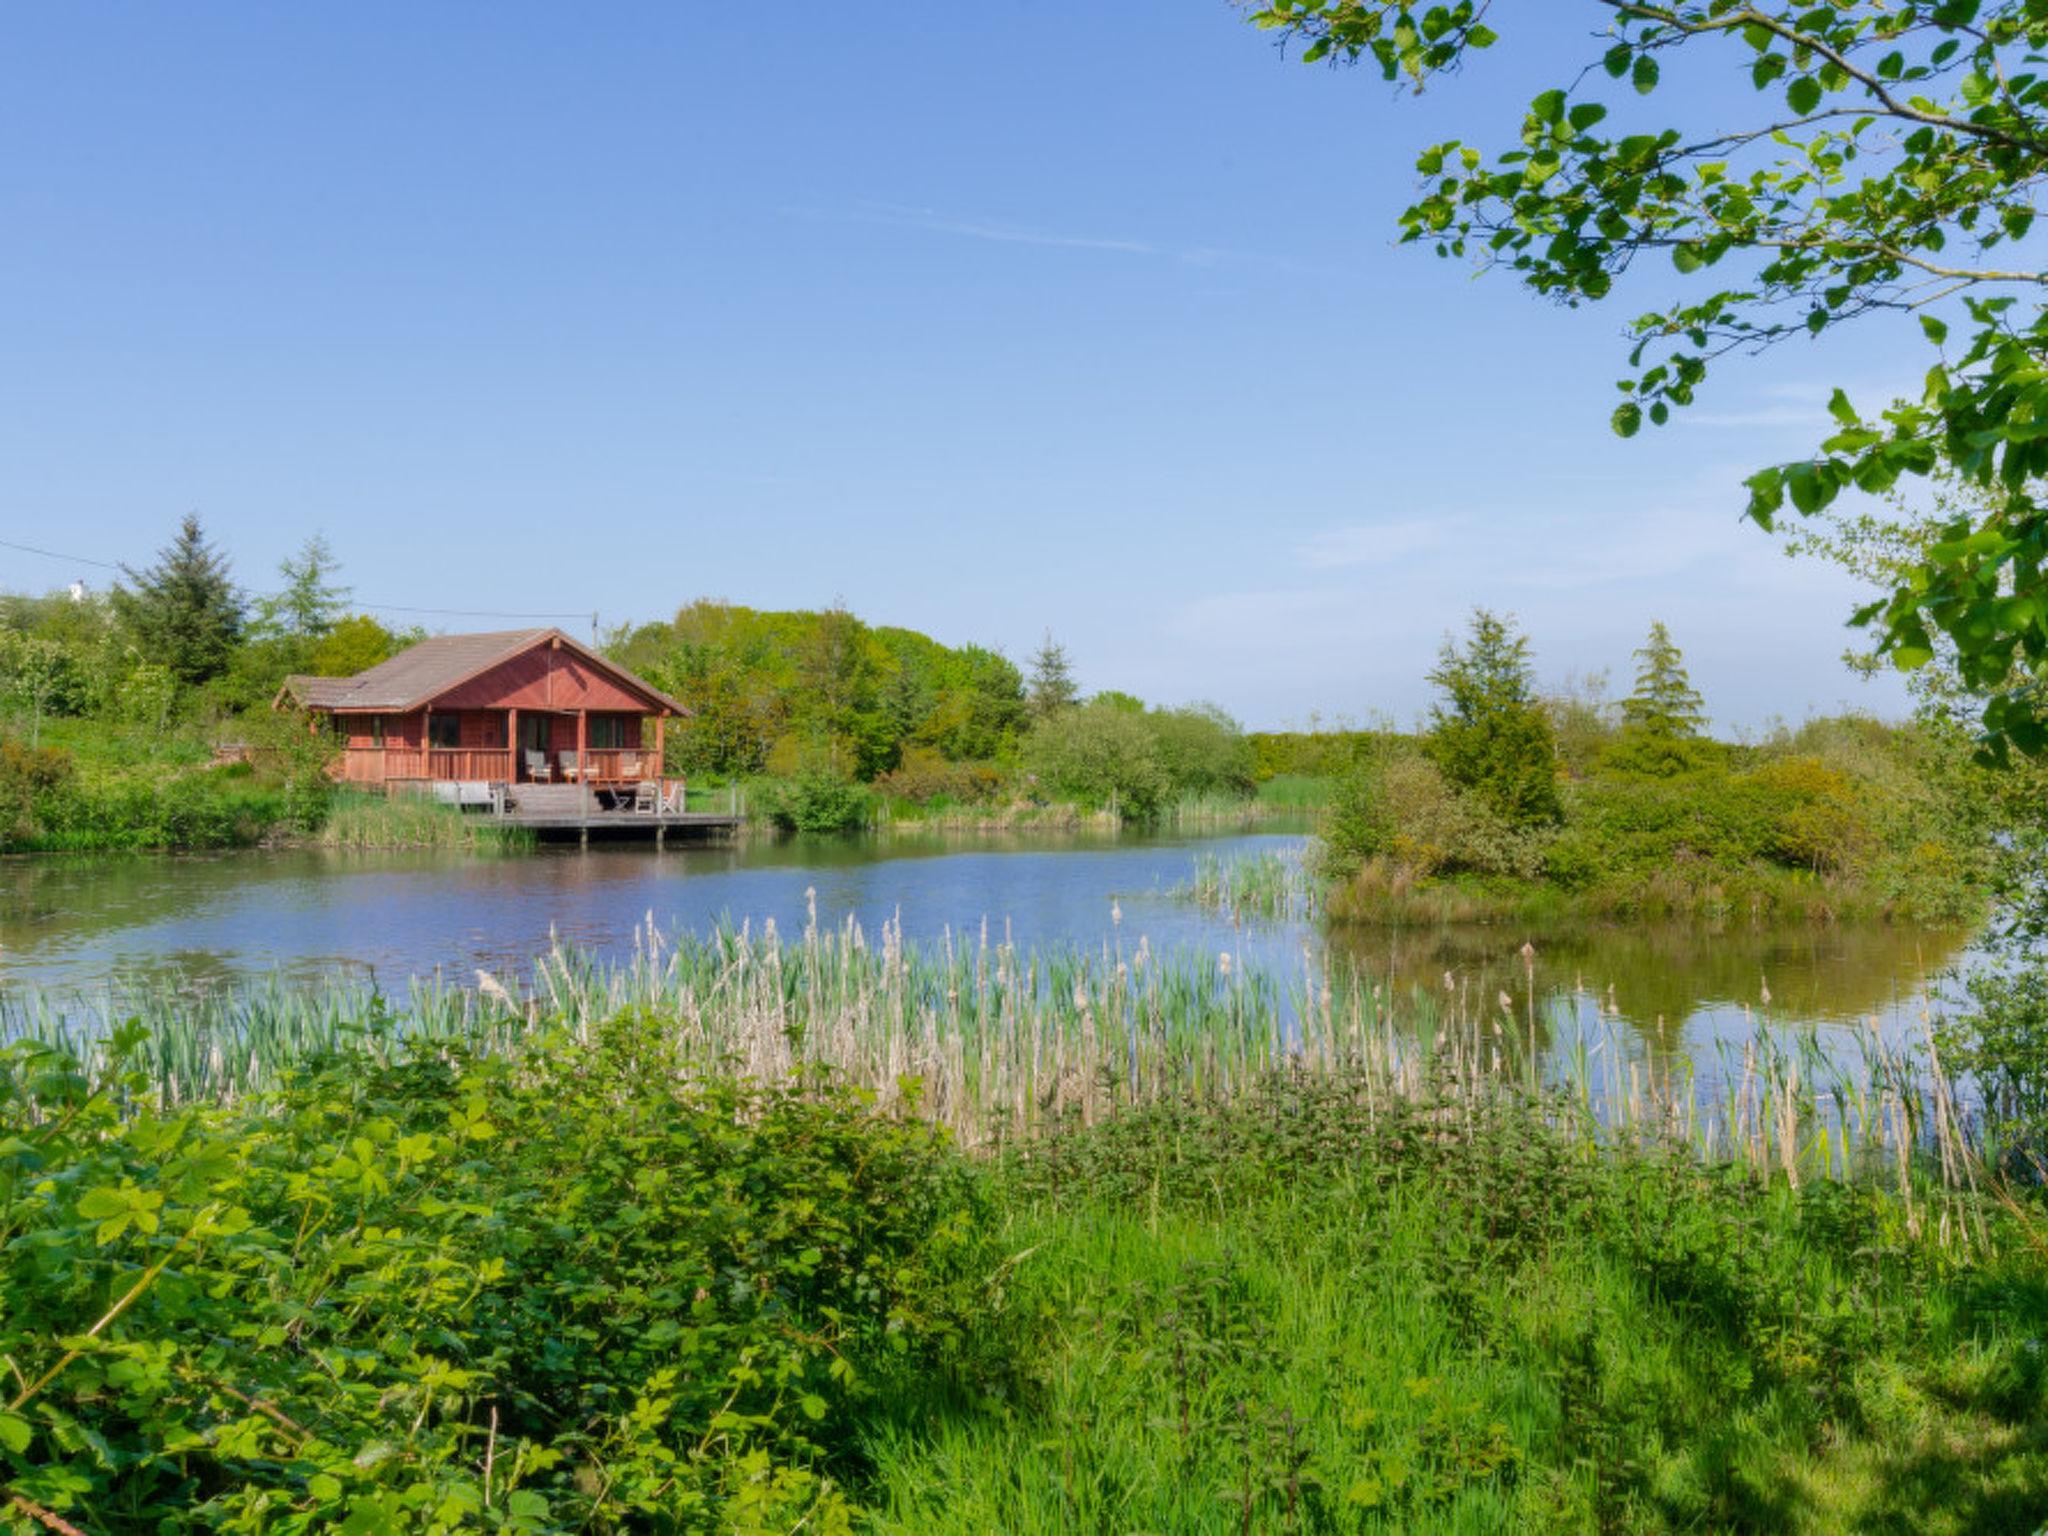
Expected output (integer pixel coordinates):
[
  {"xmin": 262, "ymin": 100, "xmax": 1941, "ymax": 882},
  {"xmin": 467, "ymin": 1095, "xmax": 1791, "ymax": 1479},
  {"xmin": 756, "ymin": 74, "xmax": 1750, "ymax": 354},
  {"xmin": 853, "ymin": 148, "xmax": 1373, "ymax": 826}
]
[
  {"xmin": 558, "ymin": 750, "xmax": 581, "ymax": 782},
  {"xmin": 631, "ymin": 779, "xmax": 658, "ymax": 814},
  {"xmin": 523, "ymin": 750, "xmax": 552, "ymax": 783},
  {"xmin": 659, "ymin": 781, "xmax": 685, "ymax": 815}
]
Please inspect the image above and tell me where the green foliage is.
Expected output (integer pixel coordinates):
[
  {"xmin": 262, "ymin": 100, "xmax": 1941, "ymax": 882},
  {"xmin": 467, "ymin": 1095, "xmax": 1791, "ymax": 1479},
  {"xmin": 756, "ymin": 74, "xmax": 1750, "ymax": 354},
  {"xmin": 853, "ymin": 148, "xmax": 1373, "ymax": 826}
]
[
  {"xmin": 1021, "ymin": 700, "xmax": 1250, "ymax": 821},
  {"xmin": 757, "ymin": 767, "xmax": 873, "ymax": 833},
  {"xmin": 872, "ymin": 747, "xmax": 1004, "ymax": 808},
  {"xmin": 1247, "ymin": 0, "xmax": 2048, "ymax": 757},
  {"xmin": 1424, "ymin": 610, "xmax": 1561, "ymax": 828},
  {"xmin": 616, "ymin": 601, "xmax": 1029, "ymax": 783},
  {"xmin": 249, "ymin": 534, "xmax": 349, "ymax": 645},
  {"xmin": 1022, "ymin": 700, "xmax": 1170, "ymax": 819},
  {"xmin": 1621, "ymin": 621, "xmax": 1706, "ymax": 741},
  {"xmin": 0, "ymin": 1019, "xmax": 990, "ymax": 1532},
  {"xmin": 1940, "ymin": 961, "xmax": 2048, "ymax": 1176},
  {"xmin": 111, "ymin": 515, "xmax": 244, "ymax": 687},
  {"xmin": 1025, "ymin": 632, "xmax": 1077, "ymax": 721},
  {"xmin": 1247, "ymin": 729, "xmax": 1384, "ymax": 782},
  {"xmin": 310, "ymin": 614, "xmax": 401, "ymax": 678},
  {"xmin": 872, "ymin": 1076, "xmax": 2048, "ymax": 1534}
]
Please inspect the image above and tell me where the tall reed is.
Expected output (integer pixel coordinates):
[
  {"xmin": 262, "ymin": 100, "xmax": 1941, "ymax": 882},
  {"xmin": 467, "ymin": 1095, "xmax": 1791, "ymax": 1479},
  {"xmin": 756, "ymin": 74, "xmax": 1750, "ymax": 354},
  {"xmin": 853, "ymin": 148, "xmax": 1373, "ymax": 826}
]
[{"xmin": 2, "ymin": 903, "xmax": 1989, "ymax": 1234}]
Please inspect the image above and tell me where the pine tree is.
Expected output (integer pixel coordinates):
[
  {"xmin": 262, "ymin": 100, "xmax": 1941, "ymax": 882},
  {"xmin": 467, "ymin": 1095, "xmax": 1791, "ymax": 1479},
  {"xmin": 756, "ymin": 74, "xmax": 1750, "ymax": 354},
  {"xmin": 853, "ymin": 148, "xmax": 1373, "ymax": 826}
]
[
  {"xmin": 1621, "ymin": 621, "xmax": 1706, "ymax": 739},
  {"xmin": 112, "ymin": 515, "xmax": 244, "ymax": 685},
  {"xmin": 254, "ymin": 534, "xmax": 348, "ymax": 641},
  {"xmin": 1027, "ymin": 632, "xmax": 1077, "ymax": 721},
  {"xmin": 1424, "ymin": 609, "xmax": 1561, "ymax": 827}
]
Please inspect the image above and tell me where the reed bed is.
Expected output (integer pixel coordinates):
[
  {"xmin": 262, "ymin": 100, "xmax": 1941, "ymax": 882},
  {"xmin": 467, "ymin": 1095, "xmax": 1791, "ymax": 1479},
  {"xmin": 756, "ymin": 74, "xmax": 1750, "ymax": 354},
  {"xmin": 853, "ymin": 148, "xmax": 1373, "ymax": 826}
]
[
  {"xmin": 313, "ymin": 792, "xmax": 535, "ymax": 851},
  {"xmin": 1177, "ymin": 846, "xmax": 1320, "ymax": 922},
  {"xmin": 2, "ymin": 902, "xmax": 1990, "ymax": 1227}
]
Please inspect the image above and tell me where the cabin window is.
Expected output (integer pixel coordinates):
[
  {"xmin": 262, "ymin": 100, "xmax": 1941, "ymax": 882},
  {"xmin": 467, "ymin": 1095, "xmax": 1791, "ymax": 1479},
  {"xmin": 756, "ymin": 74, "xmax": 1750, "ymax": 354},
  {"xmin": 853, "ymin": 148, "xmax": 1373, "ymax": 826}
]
[
  {"xmin": 367, "ymin": 715, "xmax": 384, "ymax": 747},
  {"xmin": 427, "ymin": 714, "xmax": 462, "ymax": 749},
  {"xmin": 589, "ymin": 717, "xmax": 625, "ymax": 750}
]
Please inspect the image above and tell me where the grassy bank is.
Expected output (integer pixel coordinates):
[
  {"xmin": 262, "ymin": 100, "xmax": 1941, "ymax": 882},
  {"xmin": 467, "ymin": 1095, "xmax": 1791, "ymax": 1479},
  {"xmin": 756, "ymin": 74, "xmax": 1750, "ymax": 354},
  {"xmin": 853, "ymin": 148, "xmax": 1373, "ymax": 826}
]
[
  {"xmin": 314, "ymin": 791, "xmax": 535, "ymax": 852},
  {"xmin": 4, "ymin": 929, "xmax": 2043, "ymax": 1533}
]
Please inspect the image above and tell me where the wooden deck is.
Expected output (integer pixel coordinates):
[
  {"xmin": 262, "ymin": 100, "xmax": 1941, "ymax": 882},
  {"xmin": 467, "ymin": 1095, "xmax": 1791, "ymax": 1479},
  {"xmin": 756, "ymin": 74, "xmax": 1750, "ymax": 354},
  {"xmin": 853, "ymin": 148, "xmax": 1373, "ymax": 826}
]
[{"xmin": 494, "ymin": 784, "xmax": 742, "ymax": 844}]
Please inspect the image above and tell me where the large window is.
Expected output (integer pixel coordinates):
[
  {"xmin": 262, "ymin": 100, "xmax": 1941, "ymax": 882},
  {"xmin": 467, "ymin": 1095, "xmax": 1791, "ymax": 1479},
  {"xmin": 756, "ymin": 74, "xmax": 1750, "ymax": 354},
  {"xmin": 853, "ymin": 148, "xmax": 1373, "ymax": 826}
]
[
  {"xmin": 427, "ymin": 714, "xmax": 462, "ymax": 749},
  {"xmin": 589, "ymin": 717, "xmax": 626, "ymax": 750}
]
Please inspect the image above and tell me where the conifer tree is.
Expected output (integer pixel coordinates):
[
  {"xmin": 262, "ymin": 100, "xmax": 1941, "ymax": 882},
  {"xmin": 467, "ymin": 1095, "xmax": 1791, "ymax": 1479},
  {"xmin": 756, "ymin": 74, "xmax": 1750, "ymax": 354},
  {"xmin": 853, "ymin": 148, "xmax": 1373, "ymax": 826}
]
[
  {"xmin": 1027, "ymin": 632, "xmax": 1077, "ymax": 721},
  {"xmin": 1621, "ymin": 622, "xmax": 1706, "ymax": 740},
  {"xmin": 112, "ymin": 515, "xmax": 243, "ymax": 685},
  {"xmin": 1424, "ymin": 609, "xmax": 1560, "ymax": 827}
]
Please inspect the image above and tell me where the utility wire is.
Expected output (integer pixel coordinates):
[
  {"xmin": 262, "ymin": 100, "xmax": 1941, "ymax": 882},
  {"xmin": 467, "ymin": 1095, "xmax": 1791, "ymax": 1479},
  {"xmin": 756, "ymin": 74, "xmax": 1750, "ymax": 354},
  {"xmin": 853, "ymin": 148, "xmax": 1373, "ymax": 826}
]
[{"xmin": 0, "ymin": 534, "xmax": 595, "ymax": 624}]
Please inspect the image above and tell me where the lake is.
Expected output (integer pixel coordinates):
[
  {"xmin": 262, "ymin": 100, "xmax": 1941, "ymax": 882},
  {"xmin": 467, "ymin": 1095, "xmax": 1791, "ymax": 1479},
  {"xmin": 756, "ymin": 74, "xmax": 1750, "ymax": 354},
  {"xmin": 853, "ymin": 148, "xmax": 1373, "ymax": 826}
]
[{"xmin": 0, "ymin": 828, "xmax": 1978, "ymax": 1070}]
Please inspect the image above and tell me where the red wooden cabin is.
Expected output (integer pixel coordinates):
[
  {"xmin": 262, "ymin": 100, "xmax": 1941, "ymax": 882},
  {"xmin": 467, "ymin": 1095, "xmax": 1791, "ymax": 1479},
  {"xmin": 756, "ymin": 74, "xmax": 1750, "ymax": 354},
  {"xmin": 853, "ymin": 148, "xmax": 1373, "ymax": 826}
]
[{"xmin": 277, "ymin": 628, "xmax": 687, "ymax": 790}]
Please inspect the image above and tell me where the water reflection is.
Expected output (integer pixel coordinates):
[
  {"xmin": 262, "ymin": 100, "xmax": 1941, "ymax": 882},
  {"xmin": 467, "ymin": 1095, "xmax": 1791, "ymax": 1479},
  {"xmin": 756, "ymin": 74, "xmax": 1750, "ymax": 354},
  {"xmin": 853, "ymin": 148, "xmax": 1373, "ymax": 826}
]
[{"xmin": 0, "ymin": 834, "xmax": 1981, "ymax": 1060}]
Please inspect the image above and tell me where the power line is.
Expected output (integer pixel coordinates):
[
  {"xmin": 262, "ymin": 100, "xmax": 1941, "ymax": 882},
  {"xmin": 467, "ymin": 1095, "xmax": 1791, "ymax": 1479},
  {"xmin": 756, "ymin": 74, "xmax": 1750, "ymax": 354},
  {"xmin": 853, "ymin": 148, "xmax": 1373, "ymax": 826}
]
[
  {"xmin": 0, "ymin": 536, "xmax": 122, "ymax": 571},
  {"xmin": 0, "ymin": 534, "xmax": 594, "ymax": 623}
]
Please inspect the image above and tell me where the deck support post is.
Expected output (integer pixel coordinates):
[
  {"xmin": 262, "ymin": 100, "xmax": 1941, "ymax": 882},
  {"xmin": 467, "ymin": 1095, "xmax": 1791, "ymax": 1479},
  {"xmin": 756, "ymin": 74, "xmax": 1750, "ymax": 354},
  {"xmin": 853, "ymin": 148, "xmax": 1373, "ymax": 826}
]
[
  {"xmin": 507, "ymin": 707, "xmax": 519, "ymax": 784},
  {"xmin": 576, "ymin": 710, "xmax": 588, "ymax": 819},
  {"xmin": 655, "ymin": 824, "xmax": 666, "ymax": 851}
]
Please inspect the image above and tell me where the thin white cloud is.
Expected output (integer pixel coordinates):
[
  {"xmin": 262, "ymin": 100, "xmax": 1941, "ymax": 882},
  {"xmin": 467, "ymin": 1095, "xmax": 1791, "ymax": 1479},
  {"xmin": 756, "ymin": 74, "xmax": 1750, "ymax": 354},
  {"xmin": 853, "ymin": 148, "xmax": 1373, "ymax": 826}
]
[
  {"xmin": 1294, "ymin": 516, "xmax": 1452, "ymax": 570},
  {"xmin": 785, "ymin": 199, "xmax": 1332, "ymax": 275}
]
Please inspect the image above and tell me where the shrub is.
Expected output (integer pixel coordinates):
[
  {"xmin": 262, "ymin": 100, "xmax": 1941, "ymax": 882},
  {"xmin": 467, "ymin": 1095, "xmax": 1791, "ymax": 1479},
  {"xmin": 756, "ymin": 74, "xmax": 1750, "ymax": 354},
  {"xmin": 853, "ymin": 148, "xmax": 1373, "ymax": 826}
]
[
  {"xmin": 874, "ymin": 747, "xmax": 1005, "ymax": 806},
  {"xmin": 1022, "ymin": 701, "xmax": 1170, "ymax": 819},
  {"xmin": 0, "ymin": 1019, "xmax": 995, "ymax": 1531},
  {"xmin": 1939, "ymin": 961, "xmax": 2048, "ymax": 1176},
  {"xmin": 758, "ymin": 767, "xmax": 873, "ymax": 832}
]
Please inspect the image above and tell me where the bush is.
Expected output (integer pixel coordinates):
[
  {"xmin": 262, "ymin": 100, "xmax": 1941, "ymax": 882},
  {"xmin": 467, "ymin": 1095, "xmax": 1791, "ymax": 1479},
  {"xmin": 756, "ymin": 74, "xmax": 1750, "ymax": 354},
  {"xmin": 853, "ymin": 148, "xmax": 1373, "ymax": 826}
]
[
  {"xmin": 0, "ymin": 1019, "xmax": 995, "ymax": 1531},
  {"xmin": 874, "ymin": 747, "xmax": 1005, "ymax": 806},
  {"xmin": 1939, "ymin": 961, "xmax": 2048, "ymax": 1176},
  {"xmin": 1022, "ymin": 702, "xmax": 1171, "ymax": 819},
  {"xmin": 758, "ymin": 767, "xmax": 873, "ymax": 832}
]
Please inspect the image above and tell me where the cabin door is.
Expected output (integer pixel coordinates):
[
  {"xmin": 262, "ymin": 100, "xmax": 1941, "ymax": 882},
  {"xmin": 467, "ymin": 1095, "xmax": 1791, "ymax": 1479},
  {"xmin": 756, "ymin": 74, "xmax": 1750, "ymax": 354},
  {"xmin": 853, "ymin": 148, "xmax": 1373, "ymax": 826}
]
[{"xmin": 517, "ymin": 714, "xmax": 550, "ymax": 779}]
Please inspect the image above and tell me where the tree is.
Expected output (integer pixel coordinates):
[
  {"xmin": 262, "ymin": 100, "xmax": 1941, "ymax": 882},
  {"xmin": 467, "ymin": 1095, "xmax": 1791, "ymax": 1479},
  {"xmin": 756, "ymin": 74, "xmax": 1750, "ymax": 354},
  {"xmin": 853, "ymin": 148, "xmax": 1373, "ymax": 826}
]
[
  {"xmin": 0, "ymin": 634, "xmax": 74, "ymax": 748},
  {"xmin": 1023, "ymin": 700, "xmax": 1169, "ymax": 820},
  {"xmin": 112, "ymin": 515, "xmax": 243, "ymax": 686},
  {"xmin": 252, "ymin": 535, "xmax": 348, "ymax": 642},
  {"xmin": 1621, "ymin": 622, "xmax": 1705, "ymax": 740},
  {"xmin": 1247, "ymin": 2, "xmax": 2048, "ymax": 757},
  {"xmin": 1424, "ymin": 610, "xmax": 1560, "ymax": 827},
  {"xmin": 309, "ymin": 614, "xmax": 400, "ymax": 678},
  {"xmin": 1027, "ymin": 632, "xmax": 1077, "ymax": 721}
]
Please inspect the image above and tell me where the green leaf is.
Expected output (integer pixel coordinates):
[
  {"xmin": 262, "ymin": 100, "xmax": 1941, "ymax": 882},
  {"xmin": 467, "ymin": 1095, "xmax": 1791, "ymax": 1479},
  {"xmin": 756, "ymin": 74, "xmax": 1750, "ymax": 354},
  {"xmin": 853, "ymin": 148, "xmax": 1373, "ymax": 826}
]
[
  {"xmin": 0, "ymin": 1412, "xmax": 31, "ymax": 1454},
  {"xmin": 1611, "ymin": 402, "xmax": 1642, "ymax": 438},
  {"xmin": 1786, "ymin": 76, "xmax": 1822, "ymax": 114},
  {"xmin": 1920, "ymin": 314, "xmax": 1949, "ymax": 346},
  {"xmin": 1632, "ymin": 54, "xmax": 1659, "ymax": 95},
  {"xmin": 1531, "ymin": 89, "xmax": 1566, "ymax": 125},
  {"xmin": 1827, "ymin": 389, "xmax": 1858, "ymax": 427}
]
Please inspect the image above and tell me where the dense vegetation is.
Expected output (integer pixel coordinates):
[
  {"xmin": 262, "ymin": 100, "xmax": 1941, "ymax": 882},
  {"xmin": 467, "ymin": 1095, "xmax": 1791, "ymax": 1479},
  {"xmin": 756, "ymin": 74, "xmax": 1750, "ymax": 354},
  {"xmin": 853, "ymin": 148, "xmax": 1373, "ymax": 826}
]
[
  {"xmin": 6, "ymin": 928, "xmax": 2046, "ymax": 1534},
  {"xmin": 1318, "ymin": 612, "xmax": 1998, "ymax": 925},
  {"xmin": 608, "ymin": 601, "xmax": 1260, "ymax": 829},
  {"xmin": 0, "ymin": 525, "xmax": 1270, "ymax": 848}
]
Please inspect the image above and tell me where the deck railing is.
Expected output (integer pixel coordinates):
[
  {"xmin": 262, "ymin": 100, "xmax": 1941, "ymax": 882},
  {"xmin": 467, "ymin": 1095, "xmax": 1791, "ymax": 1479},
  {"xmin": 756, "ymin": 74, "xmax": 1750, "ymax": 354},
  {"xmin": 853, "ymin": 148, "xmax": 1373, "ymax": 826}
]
[{"xmin": 346, "ymin": 747, "xmax": 517, "ymax": 783}]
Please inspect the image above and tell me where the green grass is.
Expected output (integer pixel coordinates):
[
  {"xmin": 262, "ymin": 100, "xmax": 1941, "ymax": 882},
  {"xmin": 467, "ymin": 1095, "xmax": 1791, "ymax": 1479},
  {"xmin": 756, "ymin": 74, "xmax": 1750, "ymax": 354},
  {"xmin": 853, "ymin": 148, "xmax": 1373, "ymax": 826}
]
[
  {"xmin": 1255, "ymin": 772, "xmax": 1335, "ymax": 810},
  {"xmin": 313, "ymin": 790, "xmax": 534, "ymax": 851},
  {"xmin": 863, "ymin": 1082, "xmax": 2048, "ymax": 1533}
]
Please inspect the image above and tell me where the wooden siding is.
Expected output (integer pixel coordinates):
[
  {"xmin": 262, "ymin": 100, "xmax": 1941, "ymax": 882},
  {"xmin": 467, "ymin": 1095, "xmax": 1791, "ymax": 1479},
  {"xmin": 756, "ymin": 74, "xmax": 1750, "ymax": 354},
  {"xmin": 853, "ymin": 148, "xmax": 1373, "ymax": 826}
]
[{"xmin": 433, "ymin": 648, "xmax": 666, "ymax": 714}]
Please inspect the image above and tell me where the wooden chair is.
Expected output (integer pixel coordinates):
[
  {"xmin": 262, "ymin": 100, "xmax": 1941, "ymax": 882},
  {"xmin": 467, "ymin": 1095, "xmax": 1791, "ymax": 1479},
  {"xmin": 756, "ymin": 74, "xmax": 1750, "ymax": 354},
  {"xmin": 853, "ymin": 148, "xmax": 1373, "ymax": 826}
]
[
  {"xmin": 557, "ymin": 750, "xmax": 581, "ymax": 782},
  {"xmin": 523, "ymin": 750, "xmax": 552, "ymax": 783},
  {"xmin": 631, "ymin": 779, "xmax": 658, "ymax": 814}
]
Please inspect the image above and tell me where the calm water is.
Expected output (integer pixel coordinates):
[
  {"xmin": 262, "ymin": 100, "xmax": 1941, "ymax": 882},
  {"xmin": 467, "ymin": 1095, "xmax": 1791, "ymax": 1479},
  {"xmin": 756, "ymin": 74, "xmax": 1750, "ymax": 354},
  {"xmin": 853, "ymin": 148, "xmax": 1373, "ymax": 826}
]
[{"xmin": 0, "ymin": 829, "xmax": 1978, "ymax": 1063}]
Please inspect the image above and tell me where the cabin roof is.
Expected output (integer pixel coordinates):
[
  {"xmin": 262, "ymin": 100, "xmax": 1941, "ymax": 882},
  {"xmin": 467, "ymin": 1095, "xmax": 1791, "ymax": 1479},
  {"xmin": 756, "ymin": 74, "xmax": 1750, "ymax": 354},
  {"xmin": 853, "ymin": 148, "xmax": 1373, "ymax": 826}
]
[{"xmin": 276, "ymin": 628, "xmax": 686, "ymax": 715}]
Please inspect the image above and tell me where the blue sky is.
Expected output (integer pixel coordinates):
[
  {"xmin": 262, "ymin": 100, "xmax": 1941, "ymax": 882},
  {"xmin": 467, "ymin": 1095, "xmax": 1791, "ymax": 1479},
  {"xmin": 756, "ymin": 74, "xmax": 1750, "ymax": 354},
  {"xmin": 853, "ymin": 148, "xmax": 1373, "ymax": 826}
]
[{"xmin": 0, "ymin": 3, "xmax": 1925, "ymax": 730}]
